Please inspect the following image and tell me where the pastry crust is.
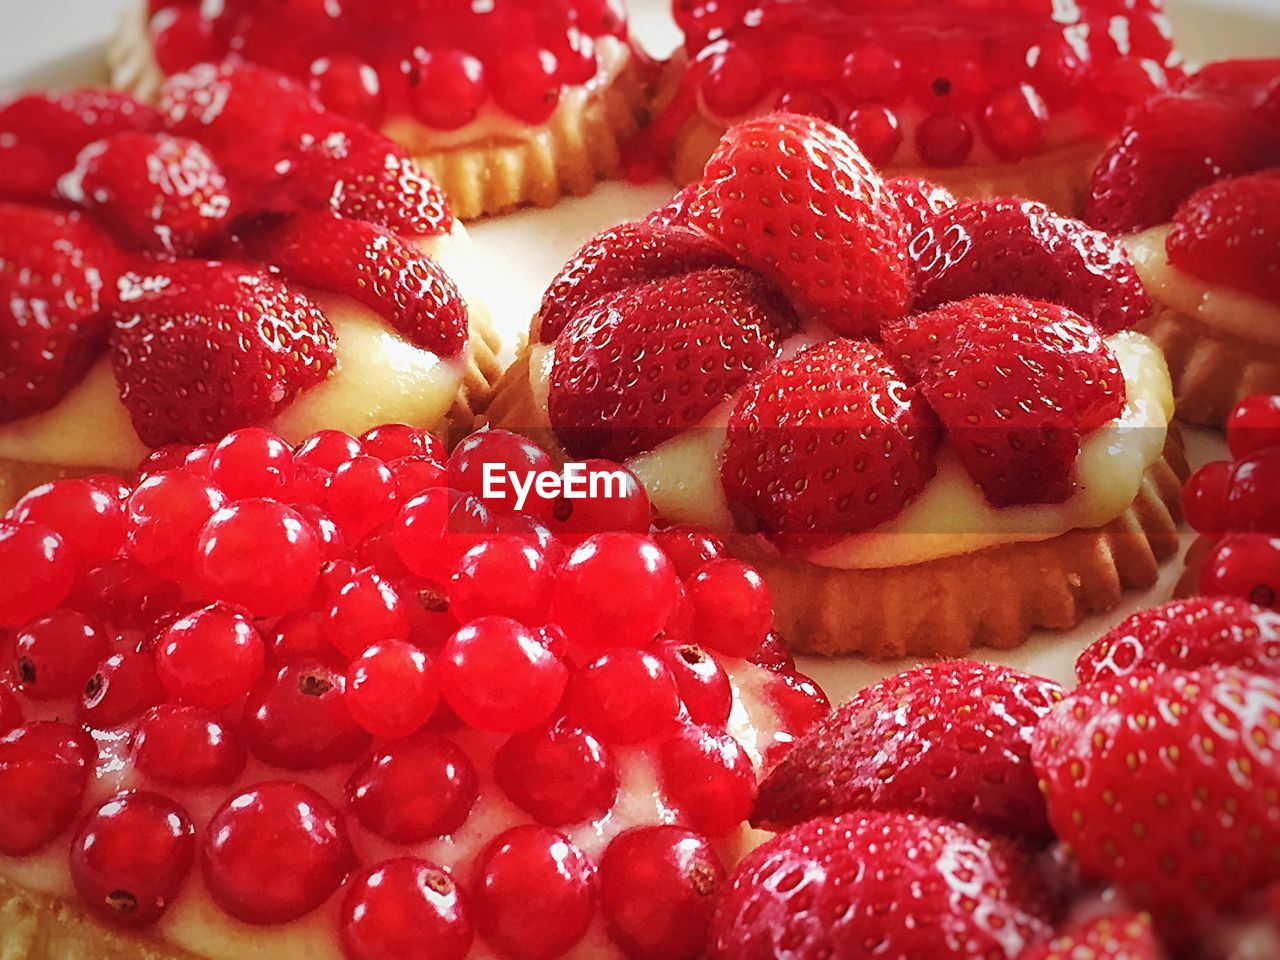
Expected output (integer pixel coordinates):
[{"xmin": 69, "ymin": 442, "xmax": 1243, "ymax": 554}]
[{"xmin": 1135, "ymin": 301, "xmax": 1280, "ymax": 428}]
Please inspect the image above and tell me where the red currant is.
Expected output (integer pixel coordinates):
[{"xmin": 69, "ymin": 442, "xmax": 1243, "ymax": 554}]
[
  {"xmin": 0, "ymin": 519, "xmax": 74, "ymax": 627},
  {"xmin": 657, "ymin": 642, "xmax": 733, "ymax": 728},
  {"xmin": 489, "ymin": 46, "xmax": 561, "ymax": 125},
  {"xmin": 126, "ymin": 471, "xmax": 225, "ymax": 576},
  {"xmin": 1225, "ymin": 447, "xmax": 1280, "ymax": 534},
  {"xmin": 346, "ymin": 733, "xmax": 478, "ymax": 842},
  {"xmin": 79, "ymin": 651, "xmax": 167, "ymax": 728},
  {"xmin": 341, "ymin": 858, "xmax": 472, "ymax": 960},
  {"xmin": 844, "ymin": 103, "xmax": 902, "ymax": 165},
  {"xmin": 309, "ymin": 54, "xmax": 385, "ymax": 127},
  {"xmin": 701, "ymin": 44, "xmax": 767, "ymax": 117},
  {"xmin": 439, "ymin": 617, "xmax": 568, "ymax": 732},
  {"xmin": 980, "ymin": 83, "xmax": 1050, "ymax": 161},
  {"xmin": 394, "ymin": 488, "xmax": 490, "ymax": 586},
  {"xmin": 656, "ymin": 723, "xmax": 756, "ymax": 838},
  {"xmin": 916, "ymin": 112, "xmax": 974, "ymax": 166},
  {"xmin": 345, "ymin": 641, "xmax": 440, "ymax": 739},
  {"xmin": 841, "ymin": 43, "xmax": 903, "ymax": 102},
  {"xmin": 449, "ymin": 535, "xmax": 554, "ymax": 623},
  {"xmin": 66, "ymin": 556, "xmax": 181, "ymax": 632},
  {"xmin": 0, "ymin": 722, "xmax": 95, "ymax": 856},
  {"xmin": 209, "ymin": 427, "xmax": 294, "ymax": 499},
  {"xmin": 685, "ymin": 559, "xmax": 773, "ymax": 657},
  {"xmin": 494, "ymin": 720, "xmax": 619, "ymax": 826},
  {"xmin": 1183, "ymin": 460, "xmax": 1233, "ymax": 534},
  {"xmin": 449, "ymin": 428, "xmax": 557, "ymax": 519},
  {"xmin": 389, "ymin": 455, "xmax": 447, "ymax": 500},
  {"xmin": 14, "ymin": 609, "xmax": 109, "ymax": 700},
  {"xmin": 327, "ymin": 455, "xmax": 400, "ymax": 539},
  {"xmin": 195, "ymin": 499, "xmax": 320, "ymax": 616},
  {"xmin": 1200, "ymin": 534, "xmax": 1280, "ymax": 609},
  {"xmin": 295, "ymin": 430, "xmax": 363, "ymax": 472},
  {"xmin": 323, "ymin": 567, "xmax": 410, "ymax": 658},
  {"xmin": 566, "ymin": 649, "xmax": 682, "ymax": 745},
  {"xmin": 547, "ymin": 460, "xmax": 651, "ymax": 542},
  {"xmin": 652, "ymin": 525, "xmax": 726, "ymax": 579},
  {"xmin": 133, "ymin": 704, "xmax": 247, "ymax": 787},
  {"xmin": 765, "ymin": 670, "xmax": 832, "ymax": 737},
  {"xmin": 243, "ymin": 659, "xmax": 371, "ymax": 770},
  {"xmin": 155, "ymin": 603, "xmax": 265, "ymax": 709},
  {"xmin": 360, "ymin": 423, "xmax": 444, "ymax": 463},
  {"xmin": 265, "ymin": 611, "xmax": 331, "ymax": 664},
  {"xmin": 0, "ymin": 685, "xmax": 20, "ymax": 736},
  {"xmin": 407, "ymin": 49, "xmax": 486, "ymax": 130},
  {"xmin": 1227, "ymin": 395, "xmax": 1280, "ymax": 459},
  {"xmin": 11, "ymin": 479, "xmax": 125, "ymax": 568}
]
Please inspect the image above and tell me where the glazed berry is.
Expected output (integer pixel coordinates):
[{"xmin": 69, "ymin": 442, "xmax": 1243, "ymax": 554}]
[
  {"xmin": 208, "ymin": 427, "xmax": 294, "ymax": 499},
  {"xmin": 295, "ymin": 429, "xmax": 363, "ymax": 472},
  {"xmin": 1227, "ymin": 395, "xmax": 1280, "ymax": 458},
  {"xmin": 69, "ymin": 792, "xmax": 195, "ymax": 928},
  {"xmin": 764, "ymin": 671, "xmax": 832, "ymax": 740},
  {"xmin": 551, "ymin": 533, "xmax": 680, "ymax": 653},
  {"xmin": 346, "ymin": 733, "xmax": 479, "ymax": 843},
  {"xmin": 749, "ymin": 631, "xmax": 796, "ymax": 674},
  {"xmin": 489, "ymin": 45, "xmax": 561, "ymax": 126},
  {"xmin": 566, "ymin": 649, "xmax": 682, "ymax": 745},
  {"xmin": 494, "ymin": 721, "xmax": 619, "ymax": 827},
  {"xmin": 657, "ymin": 642, "xmax": 733, "ymax": 728},
  {"xmin": 980, "ymin": 84, "xmax": 1050, "ymax": 161},
  {"xmin": 0, "ymin": 686, "xmax": 20, "ymax": 736},
  {"xmin": 702, "ymin": 46, "xmax": 768, "ymax": 117},
  {"xmin": 69, "ymin": 557, "xmax": 182, "ymax": 632},
  {"xmin": 916, "ymin": 112, "xmax": 975, "ymax": 166},
  {"xmin": 1200, "ymin": 535, "xmax": 1280, "ymax": 609},
  {"xmin": 0, "ymin": 722, "xmax": 95, "ymax": 856},
  {"xmin": 340, "ymin": 858, "xmax": 473, "ymax": 960},
  {"xmin": 360, "ymin": 423, "xmax": 444, "ymax": 463},
  {"xmin": 10, "ymin": 479, "xmax": 125, "ymax": 568},
  {"xmin": 652, "ymin": 525, "xmax": 726, "ymax": 580},
  {"xmin": 326, "ymin": 455, "xmax": 400, "ymax": 539},
  {"xmin": 394, "ymin": 488, "xmax": 491, "ymax": 586},
  {"xmin": 599, "ymin": 826, "xmax": 725, "ymax": 960},
  {"xmin": 79, "ymin": 651, "xmax": 166, "ymax": 728},
  {"xmin": 449, "ymin": 536, "xmax": 554, "ymax": 624},
  {"xmin": 132, "ymin": 705, "xmax": 247, "ymax": 787},
  {"xmin": 13, "ymin": 609, "xmax": 109, "ymax": 700},
  {"xmin": 1183, "ymin": 460, "xmax": 1233, "ymax": 534},
  {"xmin": 194, "ymin": 499, "xmax": 320, "ymax": 616},
  {"xmin": 473, "ymin": 825, "xmax": 598, "ymax": 960},
  {"xmin": 309, "ymin": 55, "xmax": 385, "ymax": 127},
  {"xmin": 439, "ymin": 617, "xmax": 568, "ymax": 732},
  {"xmin": 125, "ymin": 471, "xmax": 226, "ymax": 574},
  {"xmin": 685, "ymin": 559, "xmax": 773, "ymax": 658},
  {"xmin": 844, "ymin": 103, "xmax": 902, "ymax": 166},
  {"xmin": 546, "ymin": 459, "xmax": 652, "ymax": 542},
  {"xmin": 449, "ymin": 428, "xmax": 557, "ymax": 519},
  {"xmin": 242, "ymin": 659, "xmax": 371, "ymax": 770},
  {"xmin": 345, "ymin": 641, "xmax": 440, "ymax": 739},
  {"xmin": 388, "ymin": 455, "xmax": 447, "ymax": 500},
  {"xmin": 1225, "ymin": 447, "xmax": 1280, "ymax": 534},
  {"xmin": 202, "ymin": 781, "xmax": 354, "ymax": 925},
  {"xmin": 0, "ymin": 519, "xmax": 74, "ymax": 627},
  {"xmin": 323, "ymin": 566, "xmax": 410, "ymax": 658},
  {"xmin": 657, "ymin": 724, "xmax": 756, "ymax": 838},
  {"xmin": 154, "ymin": 603, "xmax": 265, "ymax": 709},
  {"xmin": 407, "ymin": 49, "xmax": 487, "ymax": 131}
]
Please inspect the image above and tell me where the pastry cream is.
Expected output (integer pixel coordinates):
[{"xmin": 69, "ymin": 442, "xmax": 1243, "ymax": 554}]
[
  {"xmin": 1124, "ymin": 226, "xmax": 1280, "ymax": 348},
  {"xmin": 528, "ymin": 332, "xmax": 1175, "ymax": 569}
]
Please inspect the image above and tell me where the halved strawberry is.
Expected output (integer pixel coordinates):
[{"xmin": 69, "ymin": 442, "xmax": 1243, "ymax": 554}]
[
  {"xmin": 538, "ymin": 220, "xmax": 737, "ymax": 343},
  {"xmin": 547, "ymin": 268, "xmax": 797, "ymax": 460},
  {"xmin": 687, "ymin": 112, "xmax": 909, "ymax": 337},
  {"xmin": 1017, "ymin": 914, "xmax": 1165, "ymax": 960},
  {"xmin": 720, "ymin": 340, "xmax": 940, "ymax": 547},
  {"xmin": 0, "ymin": 205, "xmax": 123, "ymax": 423},
  {"xmin": 59, "ymin": 132, "xmax": 233, "ymax": 256},
  {"xmin": 0, "ymin": 90, "xmax": 159, "ymax": 204},
  {"xmin": 646, "ymin": 184, "xmax": 702, "ymax": 229},
  {"xmin": 885, "ymin": 175, "xmax": 957, "ymax": 245},
  {"xmin": 1166, "ymin": 172, "xmax": 1280, "ymax": 303},
  {"xmin": 910, "ymin": 199, "xmax": 1151, "ymax": 334},
  {"xmin": 1076, "ymin": 596, "xmax": 1280, "ymax": 685},
  {"xmin": 245, "ymin": 211, "xmax": 467, "ymax": 358},
  {"xmin": 884, "ymin": 295, "xmax": 1126, "ymax": 507},
  {"xmin": 1084, "ymin": 93, "xmax": 1279, "ymax": 234},
  {"xmin": 1175, "ymin": 58, "xmax": 1280, "ymax": 114},
  {"xmin": 711, "ymin": 810, "xmax": 1054, "ymax": 960},
  {"xmin": 1032, "ymin": 667, "xmax": 1280, "ymax": 939},
  {"xmin": 753, "ymin": 660, "xmax": 1064, "ymax": 841},
  {"xmin": 110, "ymin": 262, "xmax": 337, "ymax": 445}
]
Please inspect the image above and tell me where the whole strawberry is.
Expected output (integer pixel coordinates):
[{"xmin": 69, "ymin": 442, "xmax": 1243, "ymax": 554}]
[
  {"xmin": 1032, "ymin": 667, "xmax": 1280, "ymax": 939},
  {"xmin": 753, "ymin": 660, "xmax": 1065, "ymax": 842},
  {"xmin": 688, "ymin": 112, "xmax": 909, "ymax": 337},
  {"xmin": 884, "ymin": 176, "xmax": 957, "ymax": 245},
  {"xmin": 1017, "ymin": 913, "xmax": 1165, "ymax": 960},
  {"xmin": 710, "ymin": 810, "xmax": 1054, "ymax": 960}
]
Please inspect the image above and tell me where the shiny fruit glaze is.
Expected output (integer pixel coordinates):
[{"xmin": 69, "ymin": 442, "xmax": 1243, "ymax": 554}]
[
  {"xmin": 0, "ymin": 422, "xmax": 828, "ymax": 960},
  {"xmin": 145, "ymin": 0, "xmax": 631, "ymax": 129},
  {"xmin": 660, "ymin": 0, "xmax": 1178, "ymax": 168}
]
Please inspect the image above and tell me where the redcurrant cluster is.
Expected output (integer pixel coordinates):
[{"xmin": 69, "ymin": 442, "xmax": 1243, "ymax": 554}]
[
  {"xmin": 0, "ymin": 423, "xmax": 828, "ymax": 960},
  {"xmin": 1181, "ymin": 394, "xmax": 1280, "ymax": 608}
]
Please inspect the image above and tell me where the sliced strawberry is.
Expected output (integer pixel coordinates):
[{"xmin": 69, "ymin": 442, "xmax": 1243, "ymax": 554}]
[
  {"xmin": 0, "ymin": 205, "xmax": 123, "ymax": 424},
  {"xmin": 538, "ymin": 220, "xmax": 737, "ymax": 343},
  {"xmin": 275, "ymin": 129, "xmax": 454, "ymax": 238},
  {"xmin": 911, "ymin": 199, "xmax": 1151, "ymax": 334},
  {"xmin": 245, "ymin": 211, "xmax": 466, "ymax": 358},
  {"xmin": 547, "ymin": 268, "xmax": 796, "ymax": 460},
  {"xmin": 885, "ymin": 295, "xmax": 1126, "ymax": 506},
  {"xmin": 1017, "ymin": 914, "xmax": 1165, "ymax": 960},
  {"xmin": 1175, "ymin": 58, "xmax": 1280, "ymax": 114},
  {"xmin": 1084, "ymin": 93, "xmax": 1279, "ymax": 234},
  {"xmin": 1076, "ymin": 596, "xmax": 1280, "ymax": 685},
  {"xmin": 711, "ymin": 811, "xmax": 1054, "ymax": 960},
  {"xmin": 0, "ymin": 90, "xmax": 159, "ymax": 204},
  {"xmin": 753, "ymin": 660, "xmax": 1064, "ymax": 841},
  {"xmin": 1032, "ymin": 667, "xmax": 1280, "ymax": 939},
  {"xmin": 687, "ymin": 112, "xmax": 909, "ymax": 337},
  {"xmin": 59, "ymin": 132, "xmax": 233, "ymax": 256},
  {"xmin": 720, "ymin": 340, "xmax": 940, "ymax": 547},
  {"xmin": 1166, "ymin": 172, "xmax": 1280, "ymax": 303},
  {"xmin": 646, "ymin": 184, "xmax": 702, "ymax": 229},
  {"xmin": 110, "ymin": 262, "xmax": 337, "ymax": 445},
  {"xmin": 884, "ymin": 175, "xmax": 957, "ymax": 244}
]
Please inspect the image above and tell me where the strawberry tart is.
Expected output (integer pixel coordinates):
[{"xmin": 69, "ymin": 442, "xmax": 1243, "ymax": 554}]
[
  {"xmin": 644, "ymin": 0, "xmax": 1180, "ymax": 215},
  {"xmin": 488, "ymin": 112, "xmax": 1186, "ymax": 658},
  {"xmin": 1085, "ymin": 59, "xmax": 1280, "ymax": 426},
  {"xmin": 108, "ymin": 0, "xmax": 652, "ymax": 219},
  {"xmin": 0, "ymin": 65, "xmax": 502, "ymax": 511},
  {"xmin": 0, "ymin": 422, "xmax": 829, "ymax": 960}
]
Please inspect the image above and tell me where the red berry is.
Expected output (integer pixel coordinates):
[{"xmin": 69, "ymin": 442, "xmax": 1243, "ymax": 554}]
[
  {"xmin": 0, "ymin": 722, "xmax": 95, "ymax": 856},
  {"xmin": 0, "ymin": 685, "xmax": 20, "ymax": 735},
  {"xmin": 69, "ymin": 791, "xmax": 195, "ymax": 928},
  {"xmin": 394, "ymin": 488, "xmax": 491, "ymax": 586},
  {"xmin": 702, "ymin": 45, "xmax": 767, "ymax": 116},
  {"xmin": 1226, "ymin": 447, "xmax": 1280, "ymax": 534},
  {"xmin": 309, "ymin": 54, "xmax": 385, "ymax": 127},
  {"xmin": 208, "ymin": 428, "xmax": 294, "ymax": 499},
  {"xmin": 599, "ymin": 826, "xmax": 725, "ymax": 960},
  {"xmin": 657, "ymin": 642, "xmax": 733, "ymax": 728},
  {"xmin": 340, "ymin": 858, "xmax": 473, "ymax": 960},
  {"xmin": 651, "ymin": 526, "xmax": 725, "ymax": 580},
  {"xmin": 0, "ymin": 519, "xmax": 75, "ymax": 627},
  {"xmin": 202, "ymin": 781, "xmax": 354, "ymax": 925},
  {"xmin": 243, "ymin": 659, "xmax": 371, "ymax": 770},
  {"xmin": 657, "ymin": 724, "xmax": 756, "ymax": 838},
  {"xmin": 265, "ymin": 611, "xmax": 330, "ymax": 665},
  {"xmin": 494, "ymin": 721, "xmax": 619, "ymax": 826},
  {"xmin": 194, "ymin": 499, "xmax": 320, "ymax": 616},
  {"xmin": 915, "ymin": 112, "xmax": 974, "ymax": 166},
  {"xmin": 295, "ymin": 429, "xmax": 363, "ymax": 472},
  {"xmin": 844, "ymin": 103, "xmax": 902, "ymax": 165},
  {"xmin": 346, "ymin": 733, "xmax": 478, "ymax": 843},
  {"xmin": 841, "ymin": 43, "xmax": 903, "ymax": 102},
  {"xmin": 449, "ymin": 536, "xmax": 554, "ymax": 623},
  {"xmin": 79, "ymin": 651, "xmax": 167, "ymax": 728},
  {"xmin": 473, "ymin": 825, "xmax": 598, "ymax": 960},
  {"xmin": 345, "ymin": 641, "xmax": 440, "ymax": 739},
  {"xmin": 449, "ymin": 428, "xmax": 557, "ymax": 519},
  {"xmin": 685, "ymin": 560, "xmax": 772, "ymax": 658},
  {"xmin": 11, "ymin": 479, "xmax": 125, "ymax": 568},
  {"xmin": 439, "ymin": 617, "xmax": 568, "ymax": 732},
  {"xmin": 1200, "ymin": 535, "xmax": 1280, "ymax": 609},
  {"xmin": 155, "ymin": 603, "xmax": 265, "ymax": 709},
  {"xmin": 1183, "ymin": 460, "xmax": 1233, "ymax": 534},
  {"xmin": 546, "ymin": 460, "xmax": 652, "ymax": 542},
  {"xmin": 125, "ymin": 470, "xmax": 227, "ymax": 576},
  {"xmin": 566, "ymin": 649, "xmax": 682, "ymax": 745},
  {"xmin": 488, "ymin": 46, "xmax": 561, "ymax": 125},
  {"xmin": 67, "ymin": 557, "xmax": 183, "ymax": 632},
  {"xmin": 13, "ymin": 609, "xmax": 109, "ymax": 700},
  {"xmin": 1227, "ymin": 395, "xmax": 1280, "ymax": 459},
  {"xmin": 764, "ymin": 671, "xmax": 832, "ymax": 742},
  {"xmin": 749, "ymin": 631, "xmax": 795, "ymax": 674},
  {"xmin": 388, "ymin": 455, "xmax": 447, "ymax": 500},
  {"xmin": 360, "ymin": 423, "xmax": 443, "ymax": 463},
  {"xmin": 323, "ymin": 567, "xmax": 410, "ymax": 658},
  {"xmin": 132, "ymin": 704, "xmax": 247, "ymax": 787},
  {"xmin": 407, "ymin": 49, "xmax": 486, "ymax": 130},
  {"xmin": 980, "ymin": 84, "xmax": 1050, "ymax": 161},
  {"xmin": 326, "ymin": 455, "xmax": 400, "ymax": 539}
]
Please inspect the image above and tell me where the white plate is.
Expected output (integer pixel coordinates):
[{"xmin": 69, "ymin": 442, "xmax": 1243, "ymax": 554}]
[{"xmin": 3, "ymin": 0, "xmax": 1261, "ymax": 704}]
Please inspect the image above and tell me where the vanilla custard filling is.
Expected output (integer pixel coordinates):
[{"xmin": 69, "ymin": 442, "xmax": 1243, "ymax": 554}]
[
  {"xmin": 0, "ymin": 229, "xmax": 482, "ymax": 471},
  {"xmin": 530, "ymin": 332, "xmax": 1174, "ymax": 568},
  {"xmin": 0, "ymin": 659, "xmax": 783, "ymax": 960},
  {"xmin": 1123, "ymin": 226, "xmax": 1280, "ymax": 348}
]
